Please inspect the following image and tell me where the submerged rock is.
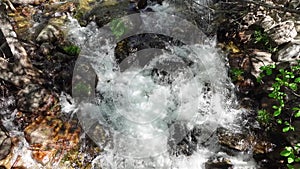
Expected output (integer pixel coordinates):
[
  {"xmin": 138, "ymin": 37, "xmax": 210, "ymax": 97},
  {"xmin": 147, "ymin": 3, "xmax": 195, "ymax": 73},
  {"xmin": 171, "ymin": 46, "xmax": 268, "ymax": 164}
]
[
  {"xmin": 24, "ymin": 115, "xmax": 81, "ymax": 165},
  {"xmin": 205, "ymin": 156, "xmax": 233, "ymax": 169},
  {"xmin": 217, "ymin": 127, "xmax": 275, "ymax": 154}
]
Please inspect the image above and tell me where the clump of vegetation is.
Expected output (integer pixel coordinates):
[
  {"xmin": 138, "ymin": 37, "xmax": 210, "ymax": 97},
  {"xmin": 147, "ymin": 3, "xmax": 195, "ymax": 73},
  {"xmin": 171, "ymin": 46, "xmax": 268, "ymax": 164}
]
[
  {"xmin": 257, "ymin": 109, "xmax": 272, "ymax": 126},
  {"xmin": 230, "ymin": 68, "xmax": 244, "ymax": 82},
  {"xmin": 63, "ymin": 45, "xmax": 81, "ymax": 56},
  {"xmin": 258, "ymin": 61, "xmax": 300, "ymax": 168},
  {"xmin": 252, "ymin": 28, "xmax": 278, "ymax": 53}
]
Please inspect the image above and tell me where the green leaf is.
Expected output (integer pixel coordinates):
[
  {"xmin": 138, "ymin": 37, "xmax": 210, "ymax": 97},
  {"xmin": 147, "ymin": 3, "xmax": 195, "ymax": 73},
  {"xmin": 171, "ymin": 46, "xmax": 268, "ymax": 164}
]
[
  {"xmin": 283, "ymin": 126, "xmax": 290, "ymax": 132},
  {"xmin": 295, "ymin": 77, "xmax": 300, "ymax": 83},
  {"xmin": 266, "ymin": 69, "xmax": 272, "ymax": 75},
  {"xmin": 295, "ymin": 111, "xmax": 300, "ymax": 118},
  {"xmin": 279, "ymin": 69, "xmax": 285, "ymax": 73},
  {"xmin": 288, "ymin": 157, "xmax": 294, "ymax": 164},
  {"xmin": 273, "ymin": 109, "xmax": 281, "ymax": 117},
  {"xmin": 290, "ymin": 126, "xmax": 295, "ymax": 131},
  {"xmin": 295, "ymin": 157, "xmax": 300, "ymax": 162},
  {"xmin": 277, "ymin": 119, "xmax": 282, "ymax": 124},
  {"xmin": 281, "ymin": 149, "xmax": 292, "ymax": 157},
  {"xmin": 292, "ymin": 107, "xmax": 300, "ymax": 111},
  {"xmin": 287, "ymin": 164, "xmax": 294, "ymax": 169},
  {"xmin": 289, "ymin": 83, "xmax": 298, "ymax": 91},
  {"xmin": 268, "ymin": 93, "xmax": 275, "ymax": 98}
]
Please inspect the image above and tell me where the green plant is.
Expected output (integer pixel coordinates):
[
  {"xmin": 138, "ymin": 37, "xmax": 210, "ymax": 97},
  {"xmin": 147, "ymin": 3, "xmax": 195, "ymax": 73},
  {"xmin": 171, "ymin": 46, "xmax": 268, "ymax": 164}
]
[
  {"xmin": 257, "ymin": 64, "xmax": 275, "ymax": 82},
  {"xmin": 280, "ymin": 145, "xmax": 300, "ymax": 169},
  {"xmin": 257, "ymin": 109, "xmax": 272, "ymax": 125},
  {"xmin": 258, "ymin": 61, "xmax": 300, "ymax": 168},
  {"xmin": 63, "ymin": 45, "xmax": 81, "ymax": 56},
  {"xmin": 230, "ymin": 68, "xmax": 244, "ymax": 81},
  {"xmin": 253, "ymin": 29, "xmax": 278, "ymax": 53},
  {"xmin": 254, "ymin": 30, "xmax": 269, "ymax": 45}
]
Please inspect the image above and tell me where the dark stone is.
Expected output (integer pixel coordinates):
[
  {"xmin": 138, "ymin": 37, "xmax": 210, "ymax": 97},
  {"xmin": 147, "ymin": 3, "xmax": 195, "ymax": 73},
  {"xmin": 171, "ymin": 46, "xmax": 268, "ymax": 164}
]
[
  {"xmin": 205, "ymin": 156, "xmax": 233, "ymax": 169},
  {"xmin": 16, "ymin": 84, "xmax": 51, "ymax": 112},
  {"xmin": 137, "ymin": 0, "xmax": 147, "ymax": 9},
  {"xmin": 217, "ymin": 127, "xmax": 275, "ymax": 154},
  {"xmin": 85, "ymin": 1, "xmax": 133, "ymax": 27},
  {"xmin": 0, "ymin": 124, "xmax": 11, "ymax": 161},
  {"xmin": 0, "ymin": 29, "xmax": 13, "ymax": 59}
]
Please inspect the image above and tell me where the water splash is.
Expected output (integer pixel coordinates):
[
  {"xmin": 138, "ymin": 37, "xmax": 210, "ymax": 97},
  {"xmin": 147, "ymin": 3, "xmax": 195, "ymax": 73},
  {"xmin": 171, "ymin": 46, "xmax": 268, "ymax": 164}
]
[{"xmin": 64, "ymin": 2, "xmax": 258, "ymax": 169}]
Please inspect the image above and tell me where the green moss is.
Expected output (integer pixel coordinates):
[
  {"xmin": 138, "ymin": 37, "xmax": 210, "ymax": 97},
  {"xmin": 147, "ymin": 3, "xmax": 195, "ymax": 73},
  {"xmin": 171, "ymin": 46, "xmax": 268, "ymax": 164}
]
[{"xmin": 63, "ymin": 45, "xmax": 81, "ymax": 56}]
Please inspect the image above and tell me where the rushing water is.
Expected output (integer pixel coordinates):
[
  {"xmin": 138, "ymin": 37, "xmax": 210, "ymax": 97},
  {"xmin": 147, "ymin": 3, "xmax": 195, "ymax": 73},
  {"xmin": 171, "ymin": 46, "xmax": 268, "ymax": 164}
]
[
  {"xmin": 0, "ymin": 1, "xmax": 258, "ymax": 168},
  {"xmin": 64, "ymin": 1, "xmax": 258, "ymax": 168}
]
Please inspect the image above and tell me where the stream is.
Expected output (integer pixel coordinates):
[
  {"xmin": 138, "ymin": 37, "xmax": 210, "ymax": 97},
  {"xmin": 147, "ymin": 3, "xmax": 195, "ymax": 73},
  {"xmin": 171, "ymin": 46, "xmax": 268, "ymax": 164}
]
[
  {"xmin": 65, "ymin": 2, "xmax": 257, "ymax": 169},
  {"xmin": 3, "ymin": 0, "xmax": 295, "ymax": 168}
]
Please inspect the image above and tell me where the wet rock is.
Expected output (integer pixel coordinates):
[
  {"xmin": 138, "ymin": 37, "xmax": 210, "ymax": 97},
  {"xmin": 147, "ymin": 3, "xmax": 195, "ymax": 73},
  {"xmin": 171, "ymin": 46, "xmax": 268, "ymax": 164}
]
[
  {"xmin": 16, "ymin": 84, "xmax": 51, "ymax": 113},
  {"xmin": 0, "ymin": 125, "xmax": 11, "ymax": 161},
  {"xmin": 274, "ymin": 43, "xmax": 300, "ymax": 62},
  {"xmin": 24, "ymin": 115, "xmax": 81, "ymax": 165},
  {"xmin": 289, "ymin": 0, "xmax": 300, "ymax": 9},
  {"xmin": 205, "ymin": 156, "xmax": 233, "ymax": 169},
  {"xmin": 85, "ymin": 1, "xmax": 132, "ymax": 27},
  {"xmin": 35, "ymin": 16, "xmax": 67, "ymax": 43},
  {"xmin": 168, "ymin": 122, "xmax": 196, "ymax": 156},
  {"xmin": 168, "ymin": 123, "xmax": 218, "ymax": 156},
  {"xmin": 6, "ymin": 6, "xmax": 37, "ymax": 41},
  {"xmin": 36, "ymin": 24, "xmax": 62, "ymax": 42},
  {"xmin": 267, "ymin": 20, "xmax": 297, "ymax": 45},
  {"xmin": 217, "ymin": 127, "xmax": 274, "ymax": 154},
  {"xmin": 250, "ymin": 49, "xmax": 273, "ymax": 78},
  {"xmin": 260, "ymin": 15, "xmax": 276, "ymax": 31},
  {"xmin": 0, "ymin": 28, "xmax": 13, "ymax": 59},
  {"xmin": 39, "ymin": 42, "xmax": 54, "ymax": 56}
]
